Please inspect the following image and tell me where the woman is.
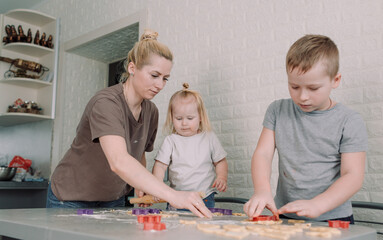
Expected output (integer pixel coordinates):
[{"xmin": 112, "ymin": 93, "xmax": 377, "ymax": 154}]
[{"xmin": 47, "ymin": 30, "xmax": 211, "ymax": 218}]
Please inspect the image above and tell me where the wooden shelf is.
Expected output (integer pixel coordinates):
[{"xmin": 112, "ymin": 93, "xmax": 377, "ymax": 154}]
[
  {"xmin": 0, "ymin": 113, "xmax": 52, "ymax": 127},
  {"xmin": 2, "ymin": 42, "xmax": 54, "ymax": 57},
  {"xmin": 0, "ymin": 78, "xmax": 52, "ymax": 88}
]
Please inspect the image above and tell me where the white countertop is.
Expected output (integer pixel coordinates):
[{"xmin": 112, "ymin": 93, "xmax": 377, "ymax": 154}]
[{"xmin": 0, "ymin": 208, "xmax": 377, "ymax": 240}]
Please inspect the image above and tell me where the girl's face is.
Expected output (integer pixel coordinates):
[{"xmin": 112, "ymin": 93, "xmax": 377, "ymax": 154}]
[
  {"xmin": 129, "ymin": 54, "xmax": 172, "ymax": 100},
  {"xmin": 172, "ymin": 96, "xmax": 201, "ymax": 137},
  {"xmin": 287, "ymin": 60, "xmax": 341, "ymax": 112}
]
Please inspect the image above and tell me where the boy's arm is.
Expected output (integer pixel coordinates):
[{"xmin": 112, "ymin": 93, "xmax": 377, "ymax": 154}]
[
  {"xmin": 244, "ymin": 127, "xmax": 278, "ymax": 218},
  {"xmin": 152, "ymin": 160, "xmax": 168, "ymax": 182},
  {"xmin": 212, "ymin": 158, "xmax": 228, "ymax": 192},
  {"xmin": 278, "ymin": 152, "xmax": 365, "ymax": 218}
]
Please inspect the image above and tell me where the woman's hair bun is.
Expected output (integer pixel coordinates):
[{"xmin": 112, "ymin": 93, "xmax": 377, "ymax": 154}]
[
  {"xmin": 182, "ymin": 83, "xmax": 189, "ymax": 90},
  {"xmin": 141, "ymin": 29, "xmax": 158, "ymax": 41}
]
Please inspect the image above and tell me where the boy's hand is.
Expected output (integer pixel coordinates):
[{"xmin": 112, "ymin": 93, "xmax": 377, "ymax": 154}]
[
  {"xmin": 168, "ymin": 191, "xmax": 212, "ymax": 218},
  {"xmin": 243, "ymin": 191, "xmax": 278, "ymax": 219},
  {"xmin": 278, "ymin": 199, "xmax": 322, "ymax": 218},
  {"xmin": 134, "ymin": 189, "xmax": 152, "ymax": 208},
  {"xmin": 212, "ymin": 177, "xmax": 227, "ymax": 192}
]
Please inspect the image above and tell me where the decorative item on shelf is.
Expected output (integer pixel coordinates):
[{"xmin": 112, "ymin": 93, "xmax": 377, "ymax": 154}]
[
  {"xmin": 39, "ymin": 32, "xmax": 47, "ymax": 47},
  {"xmin": 4, "ymin": 69, "xmax": 41, "ymax": 79},
  {"xmin": 0, "ymin": 56, "xmax": 49, "ymax": 79},
  {"xmin": 7, "ymin": 98, "xmax": 43, "ymax": 115},
  {"xmin": 46, "ymin": 35, "xmax": 54, "ymax": 49},
  {"xmin": 26, "ymin": 28, "xmax": 32, "ymax": 43},
  {"xmin": 14, "ymin": 98, "xmax": 23, "ymax": 107},
  {"xmin": 10, "ymin": 25, "xmax": 18, "ymax": 42},
  {"xmin": 42, "ymin": 71, "xmax": 54, "ymax": 82},
  {"xmin": 33, "ymin": 30, "xmax": 40, "ymax": 45},
  {"xmin": 2, "ymin": 24, "xmax": 54, "ymax": 49},
  {"xmin": 17, "ymin": 25, "xmax": 27, "ymax": 42},
  {"xmin": 2, "ymin": 25, "xmax": 12, "ymax": 44}
]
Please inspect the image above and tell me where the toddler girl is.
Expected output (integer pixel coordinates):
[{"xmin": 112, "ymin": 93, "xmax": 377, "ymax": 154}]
[{"xmin": 152, "ymin": 83, "xmax": 228, "ymax": 208}]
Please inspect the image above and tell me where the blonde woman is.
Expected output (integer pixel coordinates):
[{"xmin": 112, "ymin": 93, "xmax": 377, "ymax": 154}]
[
  {"xmin": 48, "ymin": 31, "xmax": 211, "ymax": 218},
  {"xmin": 153, "ymin": 83, "xmax": 228, "ymax": 210}
]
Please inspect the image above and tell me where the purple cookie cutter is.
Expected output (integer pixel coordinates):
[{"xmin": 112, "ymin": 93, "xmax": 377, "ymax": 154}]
[
  {"xmin": 77, "ymin": 209, "xmax": 93, "ymax": 215},
  {"xmin": 208, "ymin": 208, "xmax": 232, "ymax": 215},
  {"xmin": 223, "ymin": 209, "xmax": 232, "ymax": 215},
  {"xmin": 132, "ymin": 208, "xmax": 160, "ymax": 215},
  {"xmin": 148, "ymin": 208, "xmax": 161, "ymax": 214}
]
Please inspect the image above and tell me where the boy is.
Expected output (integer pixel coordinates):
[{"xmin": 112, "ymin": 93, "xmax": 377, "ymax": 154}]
[{"xmin": 244, "ymin": 35, "xmax": 368, "ymax": 222}]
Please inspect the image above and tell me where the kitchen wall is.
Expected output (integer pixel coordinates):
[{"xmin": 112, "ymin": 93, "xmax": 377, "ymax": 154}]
[
  {"xmin": 35, "ymin": 0, "xmax": 382, "ymax": 225},
  {"xmin": 0, "ymin": 121, "xmax": 53, "ymax": 178}
]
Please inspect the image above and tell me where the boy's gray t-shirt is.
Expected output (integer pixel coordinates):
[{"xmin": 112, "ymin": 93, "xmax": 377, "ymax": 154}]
[{"xmin": 263, "ymin": 99, "xmax": 368, "ymax": 221}]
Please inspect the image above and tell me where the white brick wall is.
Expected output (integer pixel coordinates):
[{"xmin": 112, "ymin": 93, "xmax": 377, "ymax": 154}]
[
  {"xmin": 36, "ymin": 0, "xmax": 146, "ymax": 169},
  {"xmin": 36, "ymin": 0, "xmax": 383, "ymax": 231}
]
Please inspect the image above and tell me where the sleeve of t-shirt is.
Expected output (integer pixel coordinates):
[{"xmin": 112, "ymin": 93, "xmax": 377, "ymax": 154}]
[
  {"xmin": 210, "ymin": 132, "xmax": 227, "ymax": 163},
  {"xmin": 155, "ymin": 136, "xmax": 173, "ymax": 165},
  {"xmin": 145, "ymin": 105, "xmax": 159, "ymax": 152},
  {"xmin": 339, "ymin": 113, "xmax": 368, "ymax": 153},
  {"xmin": 89, "ymin": 97, "xmax": 125, "ymax": 141},
  {"xmin": 263, "ymin": 100, "xmax": 277, "ymax": 131}
]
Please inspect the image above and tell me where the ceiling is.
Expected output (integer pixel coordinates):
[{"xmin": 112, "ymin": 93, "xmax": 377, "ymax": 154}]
[{"xmin": 0, "ymin": 0, "xmax": 47, "ymax": 14}]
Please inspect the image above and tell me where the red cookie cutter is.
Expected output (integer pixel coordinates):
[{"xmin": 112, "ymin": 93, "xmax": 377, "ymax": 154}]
[
  {"xmin": 328, "ymin": 220, "xmax": 350, "ymax": 229},
  {"xmin": 144, "ymin": 222, "xmax": 166, "ymax": 231},
  {"xmin": 252, "ymin": 214, "xmax": 279, "ymax": 221},
  {"xmin": 137, "ymin": 215, "xmax": 161, "ymax": 223}
]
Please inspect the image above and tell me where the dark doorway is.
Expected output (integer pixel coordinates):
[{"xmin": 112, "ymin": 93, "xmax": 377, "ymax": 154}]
[{"xmin": 108, "ymin": 59, "xmax": 125, "ymax": 87}]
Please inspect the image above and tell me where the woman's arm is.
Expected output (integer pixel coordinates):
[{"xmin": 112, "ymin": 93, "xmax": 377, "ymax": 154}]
[
  {"xmin": 100, "ymin": 135, "xmax": 212, "ymax": 218},
  {"xmin": 141, "ymin": 154, "xmax": 146, "ymax": 168},
  {"xmin": 135, "ymin": 154, "xmax": 150, "ymax": 207}
]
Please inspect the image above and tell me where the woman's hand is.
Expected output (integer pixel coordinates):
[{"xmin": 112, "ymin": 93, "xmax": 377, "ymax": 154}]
[
  {"xmin": 243, "ymin": 191, "xmax": 278, "ymax": 219},
  {"xmin": 168, "ymin": 191, "xmax": 212, "ymax": 218},
  {"xmin": 134, "ymin": 189, "xmax": 152, "ymax": 208}
]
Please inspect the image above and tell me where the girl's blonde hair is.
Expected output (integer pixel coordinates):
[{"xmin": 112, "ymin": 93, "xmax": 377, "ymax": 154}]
[
  {"xmin": 164, "ymin": 83, "xmax": 211, "ymax": 135},
  {"xmin": 121, "ymin": 29, "xmax": 173, "ymax": 82}
]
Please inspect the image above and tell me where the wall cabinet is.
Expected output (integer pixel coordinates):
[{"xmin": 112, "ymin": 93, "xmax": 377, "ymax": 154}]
[{"xmin": 0, "ymin": 9, "xmax": 59, "ymax": 127}]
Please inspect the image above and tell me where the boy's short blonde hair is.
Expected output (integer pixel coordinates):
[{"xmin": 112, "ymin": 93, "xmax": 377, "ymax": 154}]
[
  {"xmin": 164, "ymin": 83, "xmax": 211, "ymax": 135},
  {"xmin": 286, "ymin": 34, "xmax": 339, "ymax": 79}
]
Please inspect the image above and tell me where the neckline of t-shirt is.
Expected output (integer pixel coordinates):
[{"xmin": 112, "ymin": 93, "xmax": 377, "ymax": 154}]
[
  {"xmin": 173, "ymin": 131, "xmax": 206, "ymax": 139},
  {"xmin": 293, "ymin": 100, "xmax": 341, "ymax": 116},
  {"xmin": 120, "ymin": 83, "xmax": 144, "ymax": 126}
]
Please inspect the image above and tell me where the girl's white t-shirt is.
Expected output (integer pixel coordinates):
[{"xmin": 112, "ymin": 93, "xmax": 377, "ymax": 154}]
[{"xmin": 155, "ymin": 131, "xmax": 227, "ymax": 196}]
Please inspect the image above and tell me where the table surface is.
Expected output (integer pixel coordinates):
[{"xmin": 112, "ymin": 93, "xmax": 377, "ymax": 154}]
[{"xmin": 0, "ymin": 208, "xmax": 377, "ymax": 240}]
